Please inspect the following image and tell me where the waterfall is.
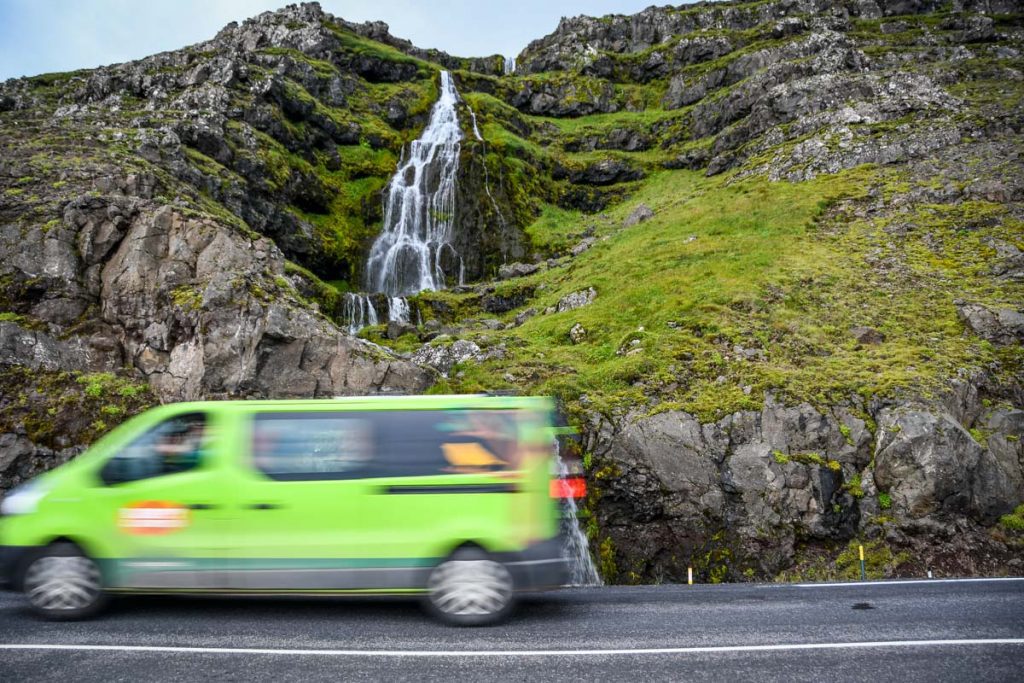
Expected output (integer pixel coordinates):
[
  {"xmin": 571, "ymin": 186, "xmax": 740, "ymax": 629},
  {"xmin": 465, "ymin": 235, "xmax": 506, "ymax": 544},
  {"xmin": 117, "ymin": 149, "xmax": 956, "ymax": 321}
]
[
  {"xmin": 364, "ymin": 70, "xmax": 463, "ymax": 297},
  {"xmin": 388, "ymin": 296, "xmax": 410, "ymax": 324},
  {"xmin": 342, "ymin": 293, "xmax": 378, "ymax": 335},
  {"xmin": 556, "ymin": 446, "xmax": 603, "ymax": 586},
  {"xmin": 504, "ymin": 56, "xmax": 517, "ymax": 75},
  {"xmin": 465, "ymin": 99, "xmax": 507, "ymax": 231}
]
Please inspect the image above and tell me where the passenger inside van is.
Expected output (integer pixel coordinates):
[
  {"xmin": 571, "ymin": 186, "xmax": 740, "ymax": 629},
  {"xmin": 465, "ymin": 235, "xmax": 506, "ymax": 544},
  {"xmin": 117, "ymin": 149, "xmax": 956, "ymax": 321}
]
[{"xmin": 154, "ymin": 417, "xmax": 206, "ymax": 474}]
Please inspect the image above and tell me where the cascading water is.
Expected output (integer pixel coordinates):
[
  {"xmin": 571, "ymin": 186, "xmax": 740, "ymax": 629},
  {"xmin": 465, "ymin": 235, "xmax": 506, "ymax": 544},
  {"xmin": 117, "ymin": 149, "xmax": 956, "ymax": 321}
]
[
  {"xmin": 556, "ymin": 446, "xmax": 603, "ymax": 586},
  {"xmin": 388, "ymin": 296, "xmax": 410, "ymax": 324},
  {"xmin": 504, "ymin": 56, "xmax": 517, "ymax": 75},
  {"xmin": 465, "ymin": 100, "xmax": 507, "ymax": 231},
  {"xmin": 364, "ymin": 70, "xmax": 463, "ymax": 297},
  {"xmin": 342, "ymin": 293, "xmax": 378, "ymax": 335}
]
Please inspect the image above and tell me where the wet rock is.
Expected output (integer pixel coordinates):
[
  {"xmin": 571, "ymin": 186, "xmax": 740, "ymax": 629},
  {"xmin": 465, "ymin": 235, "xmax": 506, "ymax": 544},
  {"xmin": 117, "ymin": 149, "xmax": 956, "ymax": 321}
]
[
  {"xmin": 385, "ymin": 320, "xmax": 417, "ymax": 340},
  {"xmin": 482, "ymin": 288, "xmax": 533, "ymax": 314}
]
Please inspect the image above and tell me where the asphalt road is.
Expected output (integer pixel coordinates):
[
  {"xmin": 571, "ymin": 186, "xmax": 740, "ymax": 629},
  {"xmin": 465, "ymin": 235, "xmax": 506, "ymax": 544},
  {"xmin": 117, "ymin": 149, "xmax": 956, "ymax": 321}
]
[{"xmin": 1, "ymin": 579, "xmax": 1022, "ymax": 681}]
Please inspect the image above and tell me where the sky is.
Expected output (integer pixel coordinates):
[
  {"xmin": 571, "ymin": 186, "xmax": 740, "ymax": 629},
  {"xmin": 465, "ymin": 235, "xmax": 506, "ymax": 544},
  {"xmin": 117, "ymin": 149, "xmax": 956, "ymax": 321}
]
[{"xmin": 0, "ymin": 0, "xmax": 685, "ymax": 81}]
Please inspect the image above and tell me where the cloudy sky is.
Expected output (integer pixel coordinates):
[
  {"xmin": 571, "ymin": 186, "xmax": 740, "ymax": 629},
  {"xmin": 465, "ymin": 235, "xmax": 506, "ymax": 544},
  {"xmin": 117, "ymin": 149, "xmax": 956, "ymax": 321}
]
[{"xmin": 0, "ymin": 0, "xmax": 683, "ymax": 81}]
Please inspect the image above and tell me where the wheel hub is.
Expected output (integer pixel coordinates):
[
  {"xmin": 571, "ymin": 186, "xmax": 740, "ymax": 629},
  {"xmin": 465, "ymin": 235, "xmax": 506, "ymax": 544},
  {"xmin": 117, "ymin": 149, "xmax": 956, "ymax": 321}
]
[
  {"xmin": 24, "ymin": 555, "xmax": 101, "ymax": 611},
  {"xmin": 428, "ymin": 558, "xmax": 512, "ymax": 616}
]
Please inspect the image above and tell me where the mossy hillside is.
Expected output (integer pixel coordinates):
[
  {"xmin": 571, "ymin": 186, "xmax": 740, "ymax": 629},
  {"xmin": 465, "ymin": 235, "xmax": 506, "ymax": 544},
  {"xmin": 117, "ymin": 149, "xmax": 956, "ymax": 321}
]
[{"xmin": 432, "ymin": 163, "xmax": 1022, "ymax": 423}]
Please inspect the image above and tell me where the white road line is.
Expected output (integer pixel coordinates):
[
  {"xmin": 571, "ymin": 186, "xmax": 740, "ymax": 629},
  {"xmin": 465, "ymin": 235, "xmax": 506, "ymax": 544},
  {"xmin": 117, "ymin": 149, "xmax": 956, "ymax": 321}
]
[
  {"xmin": 796, "ymin": 577, "xmax": 1024, "ymax": 588},
  {"xmin": 1, "ymin": 639, "xmax": 1023, "ymax": 658}
]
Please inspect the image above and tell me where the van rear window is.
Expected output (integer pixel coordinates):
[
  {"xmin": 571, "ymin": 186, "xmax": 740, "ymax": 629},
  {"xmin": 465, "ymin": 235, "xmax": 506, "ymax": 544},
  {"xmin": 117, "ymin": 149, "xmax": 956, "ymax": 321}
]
[{"xmin": 250, "ymin": 410, "xmax": 526, "ymax": 481}]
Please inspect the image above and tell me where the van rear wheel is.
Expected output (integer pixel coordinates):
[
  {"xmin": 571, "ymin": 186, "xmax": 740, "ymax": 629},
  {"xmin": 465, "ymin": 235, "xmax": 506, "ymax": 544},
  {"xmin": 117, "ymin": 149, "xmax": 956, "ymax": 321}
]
[
  {"xmin": 425, "ymin": 547, "xmax": 515, "ymax": 626},
  {"xmin": 22, "ymin": 543, "xmax": 106, "ymax": 620}
]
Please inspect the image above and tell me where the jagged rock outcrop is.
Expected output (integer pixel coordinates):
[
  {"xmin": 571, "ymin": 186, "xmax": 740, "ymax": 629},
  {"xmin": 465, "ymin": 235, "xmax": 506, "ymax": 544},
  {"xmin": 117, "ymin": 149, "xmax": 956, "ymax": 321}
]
[{"xmin": 588, "ymin": 387, "xmax": 1023, "ymax": 581}]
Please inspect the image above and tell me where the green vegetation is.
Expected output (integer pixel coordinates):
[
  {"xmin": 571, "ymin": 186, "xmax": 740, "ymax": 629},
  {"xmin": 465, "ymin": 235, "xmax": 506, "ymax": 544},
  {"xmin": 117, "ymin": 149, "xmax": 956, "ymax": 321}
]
[
  {"xmin": 0, "ymin": 367, "xmax": 154, "ymax": 448},
  {"xmin": 170, "ymin": 285, "xmax": 204, "ymax": 312},
  {"xmin": 1000, "ymin": 504, "xmax": 1024, "ymax": 532},
  {"xmin": 777, "ymin": 539, "xmax": 913, "ymax": 582}
]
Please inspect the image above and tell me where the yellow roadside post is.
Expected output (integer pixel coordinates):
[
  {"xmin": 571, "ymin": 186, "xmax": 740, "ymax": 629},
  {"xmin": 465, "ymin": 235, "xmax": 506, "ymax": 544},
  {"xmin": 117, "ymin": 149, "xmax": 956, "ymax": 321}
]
[{"xmin": 859, "ymin": 544, "xmax": 867, "ymax": 581}]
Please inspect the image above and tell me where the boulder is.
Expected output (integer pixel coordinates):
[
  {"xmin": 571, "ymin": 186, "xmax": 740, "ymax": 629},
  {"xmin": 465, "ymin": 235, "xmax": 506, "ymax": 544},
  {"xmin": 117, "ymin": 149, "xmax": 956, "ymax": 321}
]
[
  {"xmin": 556, "ymin": 287, "xmax": 597, "ymax": 312},
  {"xmin": 874, "ymin": 408, "xmax": 1020, "ymax": 524},
  {"xmin": 623, "ymin": 204, "xmax": 654, "ymax": 227},
  {"xmin": 497, "ymin": 262, "xmax": 540, "ymax": 280},
  {"xmin": 956, "ymin": 302, "xmax": 1024, "ymax": 345},
  {"xmin": 411, "ymin": 339, "xmax": 483, "ymax": 377}
]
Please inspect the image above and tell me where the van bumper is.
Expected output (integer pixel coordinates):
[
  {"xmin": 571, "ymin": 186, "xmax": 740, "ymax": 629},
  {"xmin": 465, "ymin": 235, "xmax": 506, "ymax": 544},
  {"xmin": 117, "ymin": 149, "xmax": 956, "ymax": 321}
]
[
  {"xmin": 500, "ymin": 535, "xmax": 571, "ymax": 591},
  {"xmin": 0, "ymin": 545, "xmax": 28, "ymax": 590}
]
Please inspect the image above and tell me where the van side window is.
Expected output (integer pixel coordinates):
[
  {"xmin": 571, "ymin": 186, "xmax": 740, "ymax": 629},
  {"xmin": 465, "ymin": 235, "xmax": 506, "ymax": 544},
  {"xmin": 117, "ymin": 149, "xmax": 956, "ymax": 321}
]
[
  {"xmin": 249, "ymin": 410, "xmax": 522, "ymax": 481},
  {"xmin": 100, "ymin": 413, "xmax": 207, "ymax": 485},
  {"xmin": 374, "ymin": 410, "xmax": 521, "ymax": 476},
  {"xmin": 252, "ymin": 414, "xmax": 373, "ymax": 480}
]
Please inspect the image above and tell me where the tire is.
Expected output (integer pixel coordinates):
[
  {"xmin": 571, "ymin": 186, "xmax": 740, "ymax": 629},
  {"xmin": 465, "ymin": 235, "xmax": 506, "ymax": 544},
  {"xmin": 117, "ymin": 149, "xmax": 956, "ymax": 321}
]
[
  {"xmin": 424, "ymin": 546, "xmax": 516, "ymax": 627},
  {"xmin": 21, "ymin": 542, "xmax": 107, "ymax": 620}
]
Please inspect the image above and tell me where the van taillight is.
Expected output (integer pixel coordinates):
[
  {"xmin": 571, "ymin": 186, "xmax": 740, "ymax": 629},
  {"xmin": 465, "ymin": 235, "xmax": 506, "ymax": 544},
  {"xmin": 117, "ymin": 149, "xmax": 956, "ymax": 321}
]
[{"xmin": 550, "ymin": 477, "xmax": 586, "ymax": 499}]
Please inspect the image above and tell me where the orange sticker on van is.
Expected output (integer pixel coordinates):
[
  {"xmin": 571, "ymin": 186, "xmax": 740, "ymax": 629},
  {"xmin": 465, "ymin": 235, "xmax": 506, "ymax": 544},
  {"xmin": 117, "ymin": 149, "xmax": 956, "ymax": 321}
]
[{"xmin": 118, "ymin": 501, "xmax": 191, "ymax": 535}]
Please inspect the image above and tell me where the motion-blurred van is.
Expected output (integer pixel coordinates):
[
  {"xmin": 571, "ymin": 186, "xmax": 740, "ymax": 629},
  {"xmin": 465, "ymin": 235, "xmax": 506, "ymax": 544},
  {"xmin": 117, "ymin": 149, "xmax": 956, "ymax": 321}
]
[{"xmin": 0, "ymin": 395, "xmax": 578, "ymax": 625}]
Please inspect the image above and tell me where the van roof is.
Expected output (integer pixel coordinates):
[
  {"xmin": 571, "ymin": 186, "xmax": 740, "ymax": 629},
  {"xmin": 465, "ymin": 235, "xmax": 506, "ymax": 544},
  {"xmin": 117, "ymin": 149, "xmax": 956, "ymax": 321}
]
[{"xmin": 150, "ymin": 394, "xmax": 553, "ymax": 412}]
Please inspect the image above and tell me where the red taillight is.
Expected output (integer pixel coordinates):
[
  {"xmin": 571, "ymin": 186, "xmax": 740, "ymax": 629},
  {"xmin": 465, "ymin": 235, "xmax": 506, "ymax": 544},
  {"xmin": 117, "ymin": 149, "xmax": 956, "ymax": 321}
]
[{"xmin": 550, "ymin": 477, "xmax": 587, "ymax": 499}]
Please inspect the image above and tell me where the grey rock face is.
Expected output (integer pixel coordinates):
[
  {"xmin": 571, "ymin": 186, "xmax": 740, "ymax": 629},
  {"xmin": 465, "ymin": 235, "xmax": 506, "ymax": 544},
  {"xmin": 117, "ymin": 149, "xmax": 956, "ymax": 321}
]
[
  {"xmin": 0, "ymin": 322, "xmax": 113, "ymax": 372},
  {"xmin": 874, "ymin": 408, "xmax": 1020, "ymax": 523},
  {"xmin": 595, "ymin": 395, "xmax": 873, "ymax": 578},
  {"xmin": 592, "ymin": 385, "xmax": 1023, "ymax": 580}
]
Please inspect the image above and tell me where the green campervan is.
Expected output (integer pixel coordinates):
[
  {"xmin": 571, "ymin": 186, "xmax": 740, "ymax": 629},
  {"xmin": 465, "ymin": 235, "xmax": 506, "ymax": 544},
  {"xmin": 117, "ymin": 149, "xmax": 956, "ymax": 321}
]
[{"xmin": 0, "ymin": 395, "xmax": 574, "ymax": 625}]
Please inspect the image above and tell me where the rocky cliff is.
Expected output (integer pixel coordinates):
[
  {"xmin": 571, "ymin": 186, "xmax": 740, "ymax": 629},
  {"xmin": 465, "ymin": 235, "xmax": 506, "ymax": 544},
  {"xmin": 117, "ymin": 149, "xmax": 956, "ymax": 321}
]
[{"xmin": 2, "ymin": 0, "xmax": 1023, "ymax": 581}]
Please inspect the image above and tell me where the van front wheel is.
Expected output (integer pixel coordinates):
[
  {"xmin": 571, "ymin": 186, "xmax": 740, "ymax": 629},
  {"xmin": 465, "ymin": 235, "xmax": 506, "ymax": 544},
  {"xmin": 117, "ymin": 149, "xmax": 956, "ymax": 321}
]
[
  {"xmin": 22, "ymin": 543, "xmax": 106, "ymax": 620},
  {"xmin": 425, "ymin": 547, "xmax": 515, "ymax": 626}
]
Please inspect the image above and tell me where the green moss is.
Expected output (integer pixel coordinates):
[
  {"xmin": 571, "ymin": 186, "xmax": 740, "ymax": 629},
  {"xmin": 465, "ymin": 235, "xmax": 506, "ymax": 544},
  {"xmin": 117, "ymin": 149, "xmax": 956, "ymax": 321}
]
[
  {"xmin": 170, "ymin": 285, "xmax": 203, "ymax": 312},
  {"xmin": 597, "ymin": 536, "xmax": 618, "ymax": 582},
  {"xmin": 839, "ymin": 423, "xmax": 853, "ymax": 445},
  {"xmin": 879, "ymin": 493, "xmax": 893, "ymax": 510},
  {"xmin": 843, "ymin": 474, "xmax": 865, "ymax": 498},
  {"xmin": 999, "ymin": 504, "xmax": 1024, "ymax": 532}
]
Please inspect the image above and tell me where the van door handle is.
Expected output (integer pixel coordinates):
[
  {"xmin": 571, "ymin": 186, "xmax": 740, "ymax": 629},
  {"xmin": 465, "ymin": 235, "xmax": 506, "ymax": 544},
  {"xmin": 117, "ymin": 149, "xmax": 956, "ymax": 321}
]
[
  {"xmin": 247, "ymin": 503, "xmax": 282, "ymax": 510},
  {"xmin": 187, "ymin": 503, "xmax": 219, "ymax": 510}
]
